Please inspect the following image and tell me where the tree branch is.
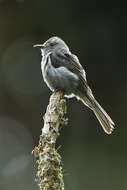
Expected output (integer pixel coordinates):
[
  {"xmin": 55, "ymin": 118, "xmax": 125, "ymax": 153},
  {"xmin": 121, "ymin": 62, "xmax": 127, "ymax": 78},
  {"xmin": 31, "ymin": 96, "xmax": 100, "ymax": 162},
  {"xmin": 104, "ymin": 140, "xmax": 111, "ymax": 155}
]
[{"xmin": 33, "ymin": 91, "xmax": 67, "ymax": 190}]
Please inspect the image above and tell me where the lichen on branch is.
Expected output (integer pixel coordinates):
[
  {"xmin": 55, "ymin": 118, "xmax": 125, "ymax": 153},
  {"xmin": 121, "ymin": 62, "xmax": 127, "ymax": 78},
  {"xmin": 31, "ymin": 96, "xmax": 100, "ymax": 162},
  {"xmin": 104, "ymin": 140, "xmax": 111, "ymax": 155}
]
[{"xmin": 32, "ymin": 91, "xmax": 67, "ymax": 190}]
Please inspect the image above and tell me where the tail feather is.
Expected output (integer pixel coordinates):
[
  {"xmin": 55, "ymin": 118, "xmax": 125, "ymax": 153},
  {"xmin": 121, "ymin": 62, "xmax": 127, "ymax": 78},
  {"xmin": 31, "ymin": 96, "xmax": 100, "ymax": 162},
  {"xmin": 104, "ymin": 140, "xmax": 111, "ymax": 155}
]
[
  {"xmin": 82, "ymin": 94, "xmax": 115, "ymax": 134},
  {"xmin": 92, "ymin": 99, "xmax": 114, "ymax": 134}
]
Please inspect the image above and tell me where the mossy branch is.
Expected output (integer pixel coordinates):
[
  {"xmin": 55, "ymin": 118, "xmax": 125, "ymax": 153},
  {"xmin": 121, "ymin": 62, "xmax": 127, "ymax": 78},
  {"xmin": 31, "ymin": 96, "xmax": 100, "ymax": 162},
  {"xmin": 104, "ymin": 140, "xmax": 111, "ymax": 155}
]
[{"xmin": 32, "ymin": 91, "xmax": 67, "ymax": 190}]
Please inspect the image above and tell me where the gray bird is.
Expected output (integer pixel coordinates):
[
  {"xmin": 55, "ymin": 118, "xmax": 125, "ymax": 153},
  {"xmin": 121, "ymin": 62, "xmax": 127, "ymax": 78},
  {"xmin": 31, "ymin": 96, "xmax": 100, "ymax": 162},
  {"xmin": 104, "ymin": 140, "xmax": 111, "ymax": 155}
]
[{"xmin": 34, "ymin": 36, "xmax": 114, "ymax": 134}]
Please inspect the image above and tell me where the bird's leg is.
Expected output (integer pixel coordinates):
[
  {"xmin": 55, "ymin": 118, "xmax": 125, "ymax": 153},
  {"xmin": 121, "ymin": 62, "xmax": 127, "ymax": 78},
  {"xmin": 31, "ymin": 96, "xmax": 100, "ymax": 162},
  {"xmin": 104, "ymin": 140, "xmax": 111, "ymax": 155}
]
[{"xmin": 53, "ymin": 88, "xmax": 65, "ymax": 95}]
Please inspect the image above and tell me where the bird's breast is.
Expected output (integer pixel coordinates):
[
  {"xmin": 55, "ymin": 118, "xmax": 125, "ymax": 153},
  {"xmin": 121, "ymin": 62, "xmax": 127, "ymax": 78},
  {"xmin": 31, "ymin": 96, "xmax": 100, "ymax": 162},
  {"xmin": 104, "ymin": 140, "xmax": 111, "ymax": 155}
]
[{"xmin": 41, "ymin": 55, "xmax": 79, "ymax": 94}]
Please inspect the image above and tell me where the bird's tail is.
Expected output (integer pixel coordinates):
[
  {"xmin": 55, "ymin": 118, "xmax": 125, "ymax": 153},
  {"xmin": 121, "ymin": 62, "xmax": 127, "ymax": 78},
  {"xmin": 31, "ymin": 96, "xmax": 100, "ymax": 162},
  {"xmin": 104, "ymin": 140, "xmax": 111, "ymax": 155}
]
[{"xmin": 82, "ymin": 94, "xmax": 115, "ymax": 134}]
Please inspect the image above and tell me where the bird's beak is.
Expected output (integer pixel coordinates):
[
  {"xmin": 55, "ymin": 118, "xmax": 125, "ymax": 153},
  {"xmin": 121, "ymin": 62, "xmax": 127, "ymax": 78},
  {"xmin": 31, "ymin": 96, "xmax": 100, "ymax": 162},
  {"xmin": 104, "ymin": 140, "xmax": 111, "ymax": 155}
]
[{"xmin": 33, "ymin": 44, "xmax": 45, "ymax": 49}]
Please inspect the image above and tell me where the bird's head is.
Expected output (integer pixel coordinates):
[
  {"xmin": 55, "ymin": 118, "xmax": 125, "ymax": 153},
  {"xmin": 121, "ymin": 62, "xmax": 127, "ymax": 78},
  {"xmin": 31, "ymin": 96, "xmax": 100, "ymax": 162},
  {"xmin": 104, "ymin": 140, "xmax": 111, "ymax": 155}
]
[{"xmin": 33, "ymin": 36, "xmax": 69, "ymax": 55}]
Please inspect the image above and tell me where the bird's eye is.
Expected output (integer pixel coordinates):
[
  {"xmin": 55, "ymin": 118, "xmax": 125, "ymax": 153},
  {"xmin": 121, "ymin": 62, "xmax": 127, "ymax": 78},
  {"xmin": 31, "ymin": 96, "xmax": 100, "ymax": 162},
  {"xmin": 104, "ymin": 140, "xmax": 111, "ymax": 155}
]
[
  {"xmin": 50, "ymin": 41, "xmax": 58, "ymax": 47},
  {"xmin": 50, "ymin": 43, "xmax": 54, "ymax": 47},
  {"xmin": 50, "ymin": 42, "xmax": 55, "ymax": 47}
]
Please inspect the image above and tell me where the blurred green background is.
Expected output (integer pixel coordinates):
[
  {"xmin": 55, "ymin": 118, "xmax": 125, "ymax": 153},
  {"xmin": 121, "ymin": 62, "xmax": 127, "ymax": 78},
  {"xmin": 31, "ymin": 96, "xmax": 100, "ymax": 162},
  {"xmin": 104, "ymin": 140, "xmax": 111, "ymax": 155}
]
[{"xmin": 0, "ymin": 0, "xmax": 126, "ymax": 190}]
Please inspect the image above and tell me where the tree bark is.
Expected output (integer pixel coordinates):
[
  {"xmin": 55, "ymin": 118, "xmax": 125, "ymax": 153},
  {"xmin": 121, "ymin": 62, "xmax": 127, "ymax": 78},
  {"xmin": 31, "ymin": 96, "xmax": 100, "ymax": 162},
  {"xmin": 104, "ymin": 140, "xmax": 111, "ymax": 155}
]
[{"xmin": 33, "ymin": 91, "xmax": 66, "ymax": 190}]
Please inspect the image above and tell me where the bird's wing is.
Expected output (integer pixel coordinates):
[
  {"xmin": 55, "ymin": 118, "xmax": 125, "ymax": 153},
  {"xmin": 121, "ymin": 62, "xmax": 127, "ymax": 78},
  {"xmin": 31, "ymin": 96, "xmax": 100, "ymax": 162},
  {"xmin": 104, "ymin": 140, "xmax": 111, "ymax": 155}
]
[{"xmin": 50, "ymin": 49, "xmax": 87, "ymax": 83}]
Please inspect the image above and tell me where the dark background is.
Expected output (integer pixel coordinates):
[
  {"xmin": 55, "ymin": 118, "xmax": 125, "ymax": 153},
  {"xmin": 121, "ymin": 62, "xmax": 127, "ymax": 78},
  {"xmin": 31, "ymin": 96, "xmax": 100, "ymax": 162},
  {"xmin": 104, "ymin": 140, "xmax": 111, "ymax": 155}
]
[{"xmin": 0, "ymin": 0, "xmax": 126, "ymax": 190}]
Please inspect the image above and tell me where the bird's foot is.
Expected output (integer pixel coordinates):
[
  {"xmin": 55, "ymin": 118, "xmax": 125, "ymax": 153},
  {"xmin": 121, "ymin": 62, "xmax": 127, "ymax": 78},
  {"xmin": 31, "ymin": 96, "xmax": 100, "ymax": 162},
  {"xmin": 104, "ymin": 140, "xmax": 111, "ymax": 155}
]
[{"xmin": 53, "ymin": 88, "xmax": 65, "ymax": 95}]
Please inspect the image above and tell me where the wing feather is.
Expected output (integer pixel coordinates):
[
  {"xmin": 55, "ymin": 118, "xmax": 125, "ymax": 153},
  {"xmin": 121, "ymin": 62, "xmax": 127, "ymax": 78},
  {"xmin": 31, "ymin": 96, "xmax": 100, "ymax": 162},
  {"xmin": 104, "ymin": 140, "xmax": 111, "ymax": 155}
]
[{"xmin": 50, "ymin": 49, "xmax": 87, "ymax": 86}]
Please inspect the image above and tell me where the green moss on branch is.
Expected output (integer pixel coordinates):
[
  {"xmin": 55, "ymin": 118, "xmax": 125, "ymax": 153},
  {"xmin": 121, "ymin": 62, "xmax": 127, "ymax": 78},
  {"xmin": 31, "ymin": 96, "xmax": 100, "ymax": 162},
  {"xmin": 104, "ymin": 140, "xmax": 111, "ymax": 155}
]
[{"xmin": 33, "ymin": 91, "xmax": 66, "ymax": 190}]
